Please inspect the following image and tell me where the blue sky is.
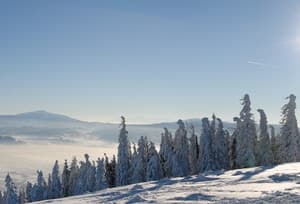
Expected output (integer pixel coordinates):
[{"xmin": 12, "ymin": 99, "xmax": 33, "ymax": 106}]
[{"xmin": 1, "ymin": 1, "xmax": 300, "ymax": 124}]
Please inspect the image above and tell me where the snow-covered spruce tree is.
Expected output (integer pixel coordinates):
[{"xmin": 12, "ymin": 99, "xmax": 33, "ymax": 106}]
[
  {"xmin": 279, "ymin": 94, "xmax": 300, "ymax": 163},
  {"xmin": 131, "ymin": 136, "xmax": 149, "ymax": 183},
  {"xmin": 116, "ymin": 116, "xmax": 131, "ymax": 186},
  {"xmin": 76, "ymin": 154, "xmax": 92, "ymax": 194},
  {"xmin": 159, "ymin": 128, "xmax": 174, "ymax": 177},
  {"xmin": 47, "ymin": 173, "xmax": 52, "ymax": 199},
  {"xmin": 50, "ymin": 160, "xmax": 62, "ymax": 199},
  {"xmin": 87, "ymin": 161, "xmax": 96, "ymax": 192},
  {"xmin": 4, "ymin": 174, "xmax": 18, "ymax": 204},
  {"xmin": 0, "ymin": 191, "xmax": 3, "ymax": 204},
  {"xmin": 214, "ymin": 118, "xmax": 230, "ymax": 170},
  {"xmin": 146, "ymin": 141, "xmax": 163, "ymax": 181},
  {"xmin": 31, "ymin": 170, "xmax": 47, "ymax": 201},
  {"xmin": 96, "ymin": 157, "xmax": 107, "ymax": 190},
  {"xmin": 270, "ymin": 125, "xmax": 280, "ymax": 165},
  {"xmin": 257, "ymin": 109, "xmax": 272, "ymax": 166},
  {"xmin": 235, "ymin": 94, "xmax": 257, "ymax": 168},
  {"xmin": 18, "ymin": 188, "xmax": 25, "ymax": 204},
  {"xmin": 199, "ymin": 117, "xmax": 214, "ymax": 172},
  {"xmin": 188, "ymin": 124, "xmax": 200, "ymax": 175},
  {"xmin": 230, "ymin": 117, "xmax": 241, "ymax": 169},
  {"xmin": 68, "ymin": 157, "xmax": 79, "ymax": 196},
  {"xmin": 61, "ymin": 160, "xmax": 70, "ymax": 197},
  {"xmin": 172, "ymin": 119, "xmax": 190, "ymax": 177},
  {"xmin": 104, "ymin": 154, "xmax": 116, "ymax": 188},
  {"xmin": 25, "ymin": 182, "xmax": 32, "ymax": 203}
]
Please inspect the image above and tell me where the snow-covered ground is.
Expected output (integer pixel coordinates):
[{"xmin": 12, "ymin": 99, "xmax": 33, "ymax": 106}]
[{"xmin": 36, "ymin": 162, "xmax": 300, "ymax": 203}]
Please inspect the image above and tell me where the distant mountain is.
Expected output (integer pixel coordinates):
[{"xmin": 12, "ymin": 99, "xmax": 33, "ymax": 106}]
[
  {"xmin": 0, "ymin": 135, "xmax": 24, "ymax": 144},
  {"xmin": 13, "ymin": 110, "xmax": 81, "ymax": 122},
  {"xmin": 0, "ymin": 111, "xmax": 281, "ymax": 144}
]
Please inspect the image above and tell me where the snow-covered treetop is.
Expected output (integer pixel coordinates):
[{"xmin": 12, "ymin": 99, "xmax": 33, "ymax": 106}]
[
  {"xmin": 240, "ymin": 94, "xmax": 253, "ymax": 121},
  {"xmin": 233, "ymin": 117, "xmax": 241, "ymax": 127},
  {"xmin": 120, "ymin": 116, "xmax": 126, "ymax": 130},
  {"xmin": 217, "ymin": 118, "xmax": 223, "ymax": 130},
  {"xmin": 257, "ymin": 109, "xmax": 268, "ymax": 132},
  {"xmin": 281, "ymin": 94, "xmax": 296, "ymax": 124},
  {"xmin": 177, "ymin": 119, "xmax": 185, "ymax": 130}
]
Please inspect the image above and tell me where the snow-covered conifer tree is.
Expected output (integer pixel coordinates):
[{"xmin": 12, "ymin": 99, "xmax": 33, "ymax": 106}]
[
  {"xmin": 31, "ymin": 170, "xmax": 47, "ymax": 201},
  {"xmin": 4, "ymin": 174, "xmax": 18, "ymax": 204},
  {"xmin": 104, "ymin": 154, "xmax": 116, "ymax": 188},
  {"xmin": 50, "ymin": 160, "xmax": 61, "ymax": 199},
  {"xmin": 270, "ymin": 125, "xmax": 279, "ymax": 165},
  {"xmin": 257, "ymin": 109, "xmax": 272, "ymax": 166},
  {"xmin": 199, "ymin": 118, "xmax": 214, "ymax": 172},
  {"xmin": 61, "ymin": 160, "xmax": 70, "ymax": 197},
  {"xmin": 25, "ymin": 182, "xmax": 32, "ymax": 202},
  {"xmin": 18, "ymin": 188, "xmax": 25, "ymax": 204},
  {"xmin": 96, "ymin": 158, "xmax": 106, "ymax": 190},
  {"xmin": 159, "ymin": 128, "xmax": 174, "ymax": 177},
  {"xmin": 214, "ymin": 118, "xmax": 229, "ymax": 170},
  {"xmin": 230, "ymin": 117, "xmax": 240, "ymax": 169},
  {"xmin": 279, "ymin": 94, "xmax": 300, "ymax": 163},
  {"xmin": 47, "ymin": 173, "xmax": 52, "ymax": 199},
  {"xmin": 116, "ymin": 116, "xmax": 131, "ymax": 186},
  {"xmin": 131, "ymin": 136, "xmax": 148, "ymax": 183},
  {"xmin": 146, "ymin": 141, "xmax": 163, "ymax": 181},
  {"xmin": 235, "ymin": 94, "xmax": 257, "ymax": 168},
  {"xmin": 68, "ymin": 157, "xmax": 79, "ymax": 196},
  {"xmin": 188, "ymin": 124, "xmax": 199, "ymax": 175},
  {"xmin": 87, "ymin": 161, "xmax": 96, "ymax": 192},
  {"xmin": 172, "ymin": 119, "xmax": 189, "ymax": 176},
  {"xmin": 76, "ymin": 154, "xmax": 92, "ymax": 194},
  {"xmin": 0, "ymin": 191, "xmax": 3, "ymax": 204}
]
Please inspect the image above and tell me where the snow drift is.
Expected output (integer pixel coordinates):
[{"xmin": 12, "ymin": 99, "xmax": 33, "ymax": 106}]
[{"xmin": 35, "ymin": 162, "xmax": 300, "ymax": 203}]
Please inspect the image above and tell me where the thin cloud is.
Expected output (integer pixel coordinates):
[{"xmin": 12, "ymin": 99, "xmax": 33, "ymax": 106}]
[{"xmin": 247, "ymin": 61, "xmax": 279, "ymax": 70}]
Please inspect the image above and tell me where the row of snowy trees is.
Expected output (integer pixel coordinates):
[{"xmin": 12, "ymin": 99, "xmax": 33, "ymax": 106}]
[{"xmin": 1, "ymin": 94, "xmax": 300, "ymax": 203}]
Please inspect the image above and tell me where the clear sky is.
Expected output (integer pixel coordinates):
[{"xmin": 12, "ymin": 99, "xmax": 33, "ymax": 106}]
[{"xmin": 1, "ymin": 1, "xmax": 300, "ymax": 124}]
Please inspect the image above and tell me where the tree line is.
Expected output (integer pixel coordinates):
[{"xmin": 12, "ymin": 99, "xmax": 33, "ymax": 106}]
[{"xmin": 1, "ymin": 94, "xmax": 299, "ymax": 204}]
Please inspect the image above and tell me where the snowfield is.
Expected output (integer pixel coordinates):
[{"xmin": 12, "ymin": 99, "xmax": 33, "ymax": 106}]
[{"xmin": 36, "ymin": 162, "xmax": 300, "ymax": 203}]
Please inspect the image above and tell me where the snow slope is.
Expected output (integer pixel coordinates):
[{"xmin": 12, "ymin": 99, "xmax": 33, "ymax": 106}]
[{"xmin": 36, "ymin": 162, "xmax": 300, "ymax": 203}]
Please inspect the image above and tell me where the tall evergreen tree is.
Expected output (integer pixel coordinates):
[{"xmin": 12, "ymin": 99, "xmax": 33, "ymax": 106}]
[
  {"xmin": 31, "ymin": 170, "xmax": 47, "ymax": 201},
  {"xmin": 199, "ymin": 118, "xmax": 214, "ymax": 172},
  {"xmin": 188, "ymin": 124, "xmax": 200, "ymax": 175},
  {"xmin": 131, "ymin": 136, "xmax": 149, "ymax": 183},
  {"xmin": 235, "ymin": 94, "xmax": 257, "ymax": 168},
  {"xmin": 257, "ymin": 109, "xmax": 272, "ymax": 166},
  {"xmin": 76, "ymin": 154, "xmax": 92, "ymax": 194},
  {"xmin": 116, "ymin": 116, "xmax": 131, "ymax": 186},
  {"xmin": 104, "ymin": 154, "xmax": 116, "ymax": 188},
  {"xmin": 68, "ymin": 157, "xmax": 79, "ymax": 196},
  {"xmin": 0, "ymin": 191, "xmax": 3, "ymax": 204},
  {"xmin": 159, "ymin": 128, "xmax": 174, "ymax": 177},
  {"xmin": 279, "ymin": 94, "xmax": 300, "ymax": 163},
  {"xmin": 47, "ymin": 173, "xmax": 52, "ymax": 199},
  {"xmin": 4, "ymin": 174, "xmax": 18, "ymax": 204},
  {"xmin": 172, "ymin": 119, "xmax": 190, "ymax": 176},
  {"xmin": 214, "ymin": 118, "xmax": 230, "ymax": 170},
  {"xmin": 25, "ymin": 182, "xmax": 32, "ymax": 203},
  {"xmin": 96, "ymin": 158, "xmax": 106, "ymax": 190},
  {"xmin": 61, "ymin": 160, "xmax": 70, "ymax": 197},
  {"xmin": 146, "ymin": 141, "xmax": 163, "ymax": 181},
  {"xmin": 230, "ymin": 117, "xmax": 240, "ymax": 169},
  {"xmin": 87, "ymin": 161, "xmax": 96, "ymax": 192},
  {"xmin": 270, "ymin": 125, "xmax": 279, "ymax": 165},
  {"xmin": 50, "ymin": 160, "xmax": 62, "ymax": 199},
  {"xmin": 18, "ymin": 188, "xmax": 25, "ymax": 204}
]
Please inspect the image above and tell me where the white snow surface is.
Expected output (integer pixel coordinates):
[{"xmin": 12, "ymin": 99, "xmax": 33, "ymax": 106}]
[{"xmin": 36, "ymin": 162, "xmax": 300, "ymax": 203}]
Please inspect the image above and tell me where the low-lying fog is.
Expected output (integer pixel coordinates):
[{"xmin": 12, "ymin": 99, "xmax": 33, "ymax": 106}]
[{"xmin": 0, "ymin": 141, "xmax": 117, "ymax": 191}]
